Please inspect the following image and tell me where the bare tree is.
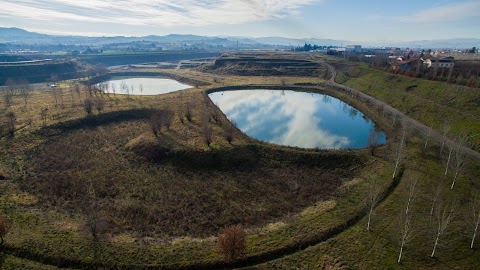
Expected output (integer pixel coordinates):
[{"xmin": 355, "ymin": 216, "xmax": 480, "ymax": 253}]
[
  {"xmin": 443, "ymin": 142, "xmax": 454, "ymax": 176},
  {"xmin": 203, "ymin": 123, "xmax": 213, "ymax": 147},
  {"xmin": 51, "ymin": 87, "xmax": 60, "ymax": 107},
  {"xmin": 430, "ymin": 179, "xmax": 443, "ymax": 216},
  {"xmin": 469, "ymin": 193, "xmax": 480, "ymax": 249},
  {"xmin": 210, "ymin": 105, "xmax": 222, "ymax": 125},
  {"xmin": 185, "ymin": 102, "xmax": 193, "ymax": 122},
  {"xmin": 84, "ymin": 98, "xmax": 94, "ymax": 116},
  {"xmin": 2, "ymin": 79, "xmax": 16, "ymax": 108},
  {"xmin": 120, "ymin": 81, "xmax": 129, "ymax": 95},
  {"xmin": 397, "ymin": 210, "xmax": 414, "ymax": 264},
  {"xmin": 397, "ymin": 175, "xmax": 417, "ymax": 263},
  {"xmin": 366, "ymin": 177, "xmax": 382, "ymax": 231},
  {"xmin": 393, "ymin": 120, "xmax": 407, "ymax": 179},
  {"xmin": 216, "ymin": 225, "xmax": 246, "ymax": 262},
  {"xmin": 451, "ymin": 142, "xmax": 467, "ymax": 190},
  {"xmin": 368, "ymin": 129, "xmax": 380, "ymax": 156},
  {"xmin": 150, "ymin": 111, "xmax": 161, "ymax": 137},
  {"xmin": 162, "ymin": 109, "xmax": 175, "ymax": 130},
  {"xmin": 40, "ymin": 108, "xmax": 49, "ymax": 126},
  {"xmin": 5, "ymin": 111, "xmax": 16, "ymax": 136},
  {"xmin": 68, "ymin": 82, "xmax": 76, "ymax": 107},
  {"xmin": 424, "ymin": 125, "xmax": 434, "ymax": 149},
  {"xmin": 404, "ymin": 175, "xmax": 418, "ymax": 216},
  {"xmin": 224, "ymin": 120, "xmax": 236, "ymax": 144},
  {"xmin": 149, "ymin": 109, "xmax": 175, "ymax": 136},
  {"xmin": 439, "ymin": 122, "xmax": 450, "ymax": 156},
  {"xmin": 95, "ymin": 98, "xmax": 104, "ymax": 114},
  {"xmin": 74, "ymin": 83, "xmax": 82, "ymax": 100},
  {"xmin": 431, "ymin": 200, "xmax": 455, "ymax": 258},
  {"xmin": 18, "ymin": 81, "xmax": 31, "ymax": 107},
  {"xmin": 0, "ymin": 214, "xmax": 11, "ymax": 246}
]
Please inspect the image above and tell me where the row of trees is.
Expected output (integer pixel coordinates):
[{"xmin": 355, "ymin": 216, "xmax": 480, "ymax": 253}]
[
  {"xmin": 148, "ymin": 95, "xmax": 237, "ymax": 147},
  {"xmin": 364, "ymin": 112, "xmax": 478, "ymax": 264}
]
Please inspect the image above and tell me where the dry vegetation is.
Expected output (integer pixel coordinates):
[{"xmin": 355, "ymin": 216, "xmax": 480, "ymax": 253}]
[
  {"xmin": 2, "ymin": 52, "xmax": 478, "ymax": 269},
  {"xmin": 24, "ymin": 109, "xmax": 358, "ymax": 238}
]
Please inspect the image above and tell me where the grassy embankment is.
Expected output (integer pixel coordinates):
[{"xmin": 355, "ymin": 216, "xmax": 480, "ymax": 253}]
[
  {"xmin": 250, "ymin": 59, "xmax": 480, "ymax": 269},
  {"xmin": 335, "ymin": 63, "xmax": 480, "ymax": 150},
  {"xmin": 1, "ymin": 68, "xmax": 396, "ymax": 269},
  {"xmin": 255, "ymin": 134, "xmax": 480, "ymax": 269}
]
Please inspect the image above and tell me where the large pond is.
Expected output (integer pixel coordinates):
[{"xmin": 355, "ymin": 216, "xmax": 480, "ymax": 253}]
[
  {"xmin": 97, "ymin": 78, "xmax": 192, "ymax": 95},
  {"xmin": 209, "ymin": 89, "xmax": 387, "ymax": 149}
]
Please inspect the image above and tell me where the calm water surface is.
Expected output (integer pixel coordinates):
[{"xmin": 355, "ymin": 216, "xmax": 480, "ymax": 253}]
[
  {"xmin": 209, "ymin": 89, "xmax": 386, "ymax": 149},
  {"xmin": 97, "ymin": 78, "xmax": 192, "ymax": 95}
]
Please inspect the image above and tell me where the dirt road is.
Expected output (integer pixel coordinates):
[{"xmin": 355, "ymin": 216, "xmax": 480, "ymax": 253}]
[{"xmin": 319, "ymin": 61, "xmax": 480, "ymax": 163}]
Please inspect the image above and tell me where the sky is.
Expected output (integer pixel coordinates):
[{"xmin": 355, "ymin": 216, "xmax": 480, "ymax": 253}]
[{"xmin": 1, "ymin": 0, "xmax": 479, "ymax": 41}]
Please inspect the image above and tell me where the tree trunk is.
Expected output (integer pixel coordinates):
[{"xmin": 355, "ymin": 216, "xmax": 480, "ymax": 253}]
[
  {"xmin": 398, "ymin": 244, "xmax": 404, "ymax": 263},
  {"xmin": 393, "ymin": 161, "xmax": 399, "ymax": 179},
  {"xmin": 451, "ymin": 171, "xmax": 459, "ymax": 190},
  {"xmin": 406, "ymin": 199, "xmax": 411, "ymax": 215},
  {"xmin": 445, "ymin": 148, "xmax": 453, "ymax": 175},
  {"xmin": 430, "ymin": 200, "xmax": 436, "ymax": 216},
  {"xmin": 472, "ymin": 229, "xmax": 477, "ymax": 249},
  {"xmin": 472, "ymin": 217, "xmax": 480, "ymax": 249},
  {"xmin": 367, "ymin": 208, "xmax": 373, "ymax": 231},
  {"xmin": 431, "ymin": 235, "xmax": 439, "ymax": 257}
]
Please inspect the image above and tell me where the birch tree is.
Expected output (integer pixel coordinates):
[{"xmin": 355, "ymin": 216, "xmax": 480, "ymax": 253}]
[
  {"xmin": 443, "ymin": 142, "xmax": 454, "ymax": 176},
  {"xmin": 431, "ymin": 200, "xmax": 455, "ymax": 258},
  {"xmin": 404, "ymin": 175, "xmax": 418, "ymax": 216},
  {"xmin": 424, "ymin": 125, "xmax": 434, "ymax": 149},
  {"xmin": 451, "ymin": 141, "xmax": 467, "ymax": 190},
  {"xmin": 430, "ymin": 180, "xmax": 443, "ymax": 216},
  {"xmin": 470, "ymin": 193, "xmax": 480, "ymax": 249},
  {"xmin": 393, "ymin": 119, "xmax": 408, "ymax": 179},
  {"xmin": 397, "ymin": 210, "xmax": 414, "ymax": 263},
  {"xmin": 439, "ymin": 122, "xmax": 450, "ymax": 156},
  {"xmin": 397, "ymin": 175, "xmax": 417, "ymax": 263},
  {"xmin": 366, "ymin": 177, "xmax": 382, "ymax": 231}
]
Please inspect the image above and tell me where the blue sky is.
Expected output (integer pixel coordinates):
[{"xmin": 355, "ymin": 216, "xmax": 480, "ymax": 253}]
[{"xmin": 1, "ymin": 0, "xmax": 479, "ymax": 41}]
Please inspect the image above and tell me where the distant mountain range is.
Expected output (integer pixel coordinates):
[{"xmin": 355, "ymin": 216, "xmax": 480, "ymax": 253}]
[{"xmin": 0, "ymin": 27, "xmax": 478, "ymax": 49}]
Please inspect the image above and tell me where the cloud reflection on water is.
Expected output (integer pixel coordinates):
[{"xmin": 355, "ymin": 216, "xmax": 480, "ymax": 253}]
[{"xmin": 210, "ymin": 90, "xmax": 387, "ymax": 149}]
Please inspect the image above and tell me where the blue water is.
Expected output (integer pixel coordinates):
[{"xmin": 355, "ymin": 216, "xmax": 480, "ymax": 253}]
[{"xmin": 209, "ymin": 89, "xmax": 386, "ymax": 149}]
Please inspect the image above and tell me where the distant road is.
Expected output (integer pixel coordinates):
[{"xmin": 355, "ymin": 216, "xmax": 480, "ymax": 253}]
[
  {"xmin": 0, "ymin": 82, "xmax": 49, "ymax": 90},
  {"xmin": 319, "ymin": 60, "xmax": 480, "ymax": 163}
]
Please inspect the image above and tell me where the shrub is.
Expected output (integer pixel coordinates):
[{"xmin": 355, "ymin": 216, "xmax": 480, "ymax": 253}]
[
  {"xmin": 150, "ymin": 109, "xmax": 176, "ymax": 136},
  {"xmin": 95, "ymin": 98, "xmax": 104, "ymax": 113},
  {"xmin": 84, "ymin": 98, "xmax": 94, "ymax": 115},
  {"xmin": 5, "ymin": 111, "xmax": 16, "ymax": 136},
  {"xmin": 225, "ymin": 122, "xmax": 235, "ymax": 144},
  {"xmin": 216, "ymin": 225, "xmax": 246, "ymax": 262},
  {"xmin": 185, "ymin": 102, "xmax": 193, "ymax": 122},
  {"xmin": 203, "ymin": 124, "xmax": 213, "ymax": 147}
]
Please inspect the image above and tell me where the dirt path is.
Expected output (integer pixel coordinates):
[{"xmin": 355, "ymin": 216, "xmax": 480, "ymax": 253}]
[{"xmin": 319, "ymin": 61, "xmax": 480, "ymax": 163}]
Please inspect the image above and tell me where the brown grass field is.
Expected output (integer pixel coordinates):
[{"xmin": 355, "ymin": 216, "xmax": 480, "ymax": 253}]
[{"xmin": 0, "ymin": 52, "xmax": 479, "ymax": 269}]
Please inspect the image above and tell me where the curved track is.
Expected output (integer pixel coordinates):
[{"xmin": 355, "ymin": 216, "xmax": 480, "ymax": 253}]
[{"xmin": 319, "ymin": 61, "xmax": 480, "ymax": 163}]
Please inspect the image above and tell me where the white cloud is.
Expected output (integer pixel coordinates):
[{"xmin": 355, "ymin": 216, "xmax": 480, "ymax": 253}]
[
  {"xmin": 0, "ymin": 0, "xmax": 318, "ymax": 27},
  {"xmin": 210, "ymin": 90, "xmax": 351, "ymax": 149},
  {"xmin": 393, "ymin": 1, "xmax": 480, "ymax": 23}
]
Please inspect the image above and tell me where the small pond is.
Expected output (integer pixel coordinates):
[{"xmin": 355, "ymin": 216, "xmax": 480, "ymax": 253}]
[
  {"xmin": 209, "ymin": 89, "xmax": 387, "ymax": 149},
  {"xmin": 97, "ymin": 78, "xmax": 192, "ymax": 95}
]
